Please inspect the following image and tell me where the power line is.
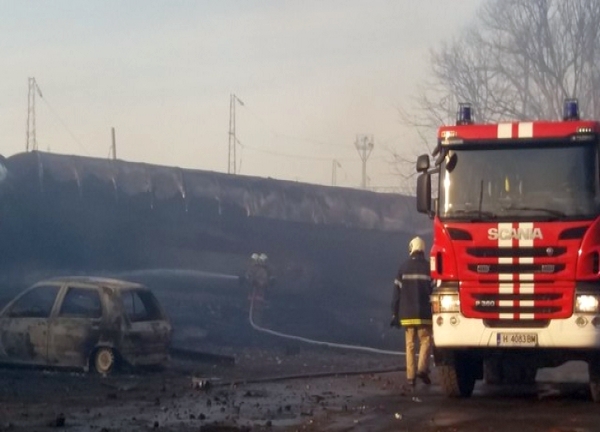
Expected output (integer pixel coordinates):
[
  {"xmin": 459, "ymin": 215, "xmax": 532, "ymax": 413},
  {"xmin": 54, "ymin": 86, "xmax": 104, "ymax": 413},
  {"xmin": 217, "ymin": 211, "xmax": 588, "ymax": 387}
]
[
  {"xmin": 241, "ymin": 103, "xmax": 352, "ymax": 151},
  {"xmin": 337, "ymin": 163, "xmax": 355, "ymax": 184},
  {"xmin": 242, "ymin": 144, "xmax": 355, "ymax": 162},
  {"xmin": 240, "ymin": 143, "xmax": 389, "ymax": 188},
  {"xmin": 39, "ymin": 92, "xmax": 89, "ymax": 155},
  {"xmin": 230, "ymin": 97, "xmax": 392, "ymax": 189},
  {"xmin": 242, "ymin": 144, "xmax": 387, "ymax": 170},
  {"xmin": 26, "ymin": 78, "xmax": 90, "ymax": 156}
]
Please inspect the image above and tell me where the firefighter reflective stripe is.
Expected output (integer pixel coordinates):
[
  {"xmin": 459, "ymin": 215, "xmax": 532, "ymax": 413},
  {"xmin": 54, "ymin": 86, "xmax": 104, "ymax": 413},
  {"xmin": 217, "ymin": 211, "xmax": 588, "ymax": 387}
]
[
  {"xmin": 401, "ymin": 318, "xmax": 432, "ymax": 326},
  {"xmin": 402, "ymin": 274, "xmax": 430, "ymax": 280},
  {"xmin": 394, "ymin": 279, "xmax": 401, "ymax": 287}
]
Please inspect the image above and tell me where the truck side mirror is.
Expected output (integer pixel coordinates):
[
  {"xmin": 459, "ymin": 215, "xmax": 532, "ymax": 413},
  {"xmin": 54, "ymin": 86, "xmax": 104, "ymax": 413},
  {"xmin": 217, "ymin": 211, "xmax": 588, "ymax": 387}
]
[
  {"xmin": 416, "ymin": 154, "xmax": 430, "ymax": 173},
  {"xmin": 416, "ymin": 173, "xmax": 432, "ymax": 215}
]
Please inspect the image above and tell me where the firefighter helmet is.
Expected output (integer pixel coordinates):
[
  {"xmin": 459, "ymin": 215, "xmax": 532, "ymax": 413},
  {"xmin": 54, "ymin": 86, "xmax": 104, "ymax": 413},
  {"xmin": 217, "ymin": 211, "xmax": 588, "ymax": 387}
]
[
  {"xmin": 409, "ymin": 236, "xmax": 425, "ymax": 255},
  {"xmin": 251, "ymin": 253, "xmax": 259, "ymax": 261}
]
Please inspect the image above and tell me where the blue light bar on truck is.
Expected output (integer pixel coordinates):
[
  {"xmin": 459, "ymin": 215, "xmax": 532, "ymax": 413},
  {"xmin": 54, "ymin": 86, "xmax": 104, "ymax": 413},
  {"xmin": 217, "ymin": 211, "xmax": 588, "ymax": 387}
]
[
  {"xmin": 456, "ymin": 103, "xmax": 473, "ymax": 125},
  {"xmin": 563, "ymin": 99, "xmax": 579, "ymax": 121}
]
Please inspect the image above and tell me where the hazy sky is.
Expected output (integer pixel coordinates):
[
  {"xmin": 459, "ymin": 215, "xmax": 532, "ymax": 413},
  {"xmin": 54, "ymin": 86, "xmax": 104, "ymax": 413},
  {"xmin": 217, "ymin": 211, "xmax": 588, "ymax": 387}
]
[{"xmin": 0, "ymin": 1, "xmax": 483, "ymax": 189}]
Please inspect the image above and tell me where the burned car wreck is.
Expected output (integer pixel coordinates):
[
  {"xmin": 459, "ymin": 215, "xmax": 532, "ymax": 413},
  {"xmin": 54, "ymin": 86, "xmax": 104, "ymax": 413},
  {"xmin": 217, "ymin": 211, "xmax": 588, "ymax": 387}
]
[{"xmin": 0, "ymin": 276, "xmax": 172, "ymax": 374}]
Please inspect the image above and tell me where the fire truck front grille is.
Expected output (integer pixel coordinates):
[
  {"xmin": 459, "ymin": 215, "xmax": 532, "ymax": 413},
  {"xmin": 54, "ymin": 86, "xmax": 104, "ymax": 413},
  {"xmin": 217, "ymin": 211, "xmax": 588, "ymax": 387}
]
[
  {"xmin": 466, "ymin": 247, "xmax": 566, "ymax": 258},
  {"xmin": 459, "ymin": 242, "xmax": 575, "ymax": 319},
  {"xmin": 476, "ymin": 305, "xmax": 561, "ymax": 314},
  {"xmin": 472, "ymin": 293, "xmax": 561, "ymax": 302},
  {"xmin": 465, "ymin": 290, "xmax": 570, "ymax": 319},
  {"xmin": 468, "ymin": 263, "xmax": 565, "ymax": 274},
  {"xmin": 484, "ymin": 319, "xmax": 550, "ymax": 328}
]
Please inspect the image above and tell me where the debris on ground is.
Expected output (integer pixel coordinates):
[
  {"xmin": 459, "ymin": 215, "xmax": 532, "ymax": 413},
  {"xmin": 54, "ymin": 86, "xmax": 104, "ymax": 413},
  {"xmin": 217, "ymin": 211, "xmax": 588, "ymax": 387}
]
[
  {"xmin": 47, "ymin": 413, "xmax": 66, "ymax": 427},
  {"xmin": 171, "ymin": 347, "xmax": 236, "ymax": 365},
  {"xmin": 192, "ymin": 377, "xmax": 213, "ymax": 390}
]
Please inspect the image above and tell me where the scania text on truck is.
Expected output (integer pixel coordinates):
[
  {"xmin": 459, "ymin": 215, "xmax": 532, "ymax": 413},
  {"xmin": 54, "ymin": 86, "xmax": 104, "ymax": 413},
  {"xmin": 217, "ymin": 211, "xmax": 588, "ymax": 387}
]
[{"xmin": 415, "ymin": 100, "xmax": 600, "ymax": 400}]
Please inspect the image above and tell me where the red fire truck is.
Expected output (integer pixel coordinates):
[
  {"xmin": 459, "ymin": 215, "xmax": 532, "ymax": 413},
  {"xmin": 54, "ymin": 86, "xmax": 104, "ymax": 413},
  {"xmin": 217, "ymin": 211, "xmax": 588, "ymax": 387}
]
[{"xmin": 416, "ymin": 100, "xmax": 600, "ymax": 400}]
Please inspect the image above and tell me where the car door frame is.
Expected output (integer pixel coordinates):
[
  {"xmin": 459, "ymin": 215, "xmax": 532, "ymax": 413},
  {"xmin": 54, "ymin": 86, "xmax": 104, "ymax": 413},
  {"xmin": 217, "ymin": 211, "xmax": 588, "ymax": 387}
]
[
  {"xmin": 0, "ymin": 283, "xmax": 63, "ymax": 366},
  {"xmin": 119, "ymin": 288, "xmax": 171, "ymax": 365},
  {"xmin": 47, "ymin": 283, "xmax": 106, "ymax": 369}
]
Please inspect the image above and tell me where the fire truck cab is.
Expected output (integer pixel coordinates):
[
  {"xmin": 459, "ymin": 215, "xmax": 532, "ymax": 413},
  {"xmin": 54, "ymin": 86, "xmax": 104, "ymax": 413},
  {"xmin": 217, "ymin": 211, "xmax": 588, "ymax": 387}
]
[{"xmin": 416, "ymin": 100, "xmax": 600, "ymax": 401}]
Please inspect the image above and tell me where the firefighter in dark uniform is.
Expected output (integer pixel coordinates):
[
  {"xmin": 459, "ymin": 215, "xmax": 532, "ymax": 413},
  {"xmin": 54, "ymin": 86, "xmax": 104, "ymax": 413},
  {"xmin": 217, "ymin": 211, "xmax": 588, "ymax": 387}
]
[
  {"xmin": 244, "ymin": 253, "xmax": 273, "ymax": 326},
  {"xmin": 390, "ymin": 236, "xmax": 433, "ymax": 387},
  {"xmin": 246, "ymin": 253, "xmax": 272, "ymax": 303}
]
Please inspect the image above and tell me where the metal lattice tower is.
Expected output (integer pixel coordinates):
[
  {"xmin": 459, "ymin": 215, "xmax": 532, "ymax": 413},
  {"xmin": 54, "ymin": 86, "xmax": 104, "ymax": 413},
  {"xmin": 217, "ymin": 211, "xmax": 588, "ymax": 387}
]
[
  {"xmin": 228, "ymin": 94, "xmax": 244, "ymax": 174},
  {"xmin": 26, "ymin": 77, "xmax": 43, "ymax": 152},
  {"xmin": 355, "ymin": 134, "xmax": 374, "ymax": 189}
]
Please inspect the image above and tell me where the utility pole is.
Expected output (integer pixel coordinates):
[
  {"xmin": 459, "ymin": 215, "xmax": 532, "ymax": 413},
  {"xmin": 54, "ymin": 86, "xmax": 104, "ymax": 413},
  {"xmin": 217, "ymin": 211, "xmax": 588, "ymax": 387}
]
[
  {"xmin": 110, "ymin": 127, "xmax": 117, "ymax": 160},
  {"xmin": 228, "ymin": 94, "xmax": 244, "ymax": 174},
  {"xmin": 331, "ymin": 159, "xmax": 341, "ymax": 186},
  {"xmin": 354, "ymin": 134, "xmax": 374, "ymax": 189},
  {"xmin": 26, "ymin": 77, "xmax": 43, "ymax": 152}
]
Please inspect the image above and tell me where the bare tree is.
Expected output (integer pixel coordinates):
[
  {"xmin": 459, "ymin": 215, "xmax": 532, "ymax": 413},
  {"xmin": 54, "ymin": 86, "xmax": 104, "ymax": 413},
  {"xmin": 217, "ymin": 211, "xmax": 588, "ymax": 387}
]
[{"xmin": 409, "ymin": 0, "xmax": 600, "ymax": 133}]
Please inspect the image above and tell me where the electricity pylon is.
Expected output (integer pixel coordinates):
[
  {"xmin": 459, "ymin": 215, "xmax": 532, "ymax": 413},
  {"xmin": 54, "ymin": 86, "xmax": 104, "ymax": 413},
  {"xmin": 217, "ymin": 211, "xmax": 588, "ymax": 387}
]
[
  {"xmin": 26, "ymin": 77, "xmax": 43, "ymax": 152},
  {"xmin": 355, "ymin": 134, "xmax": 374, "ymax": 189},
  {"xmin": 228, "ymin": 94, "xmax": 244, "ymax": 174}
]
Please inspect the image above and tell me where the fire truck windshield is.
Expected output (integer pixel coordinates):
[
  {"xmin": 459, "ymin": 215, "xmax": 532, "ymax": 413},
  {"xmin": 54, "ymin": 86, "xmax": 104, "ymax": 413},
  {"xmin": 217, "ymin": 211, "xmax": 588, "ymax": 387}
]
[{"xmin": 439, "ymin": 141, "xmax": 600, "ymax": 221}]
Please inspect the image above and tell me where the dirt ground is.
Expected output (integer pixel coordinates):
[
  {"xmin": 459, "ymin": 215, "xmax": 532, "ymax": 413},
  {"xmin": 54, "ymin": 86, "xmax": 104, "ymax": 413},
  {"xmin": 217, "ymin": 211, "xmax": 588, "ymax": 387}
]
[
  {"xmin": 2, "ymin": 347, "xmax": 600, "ymax": 432},
  {"xmin": 0, "ymin": 346, "xmax": 404, "ymax": 432}
]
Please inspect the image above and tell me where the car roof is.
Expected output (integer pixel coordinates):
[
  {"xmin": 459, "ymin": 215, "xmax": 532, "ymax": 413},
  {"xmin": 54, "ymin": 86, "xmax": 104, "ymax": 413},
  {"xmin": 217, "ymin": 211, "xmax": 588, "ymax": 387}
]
[{"xmin": 35, "ymin": 276, "xmax": 146, "ymax": 290}]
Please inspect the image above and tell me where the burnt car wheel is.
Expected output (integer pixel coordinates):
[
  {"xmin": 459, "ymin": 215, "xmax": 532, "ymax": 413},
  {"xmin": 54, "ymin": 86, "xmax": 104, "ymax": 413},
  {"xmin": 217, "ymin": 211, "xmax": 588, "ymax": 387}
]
[{"xmin": 93, "ymin": 347, "xmax": 116, "ymax": 375}]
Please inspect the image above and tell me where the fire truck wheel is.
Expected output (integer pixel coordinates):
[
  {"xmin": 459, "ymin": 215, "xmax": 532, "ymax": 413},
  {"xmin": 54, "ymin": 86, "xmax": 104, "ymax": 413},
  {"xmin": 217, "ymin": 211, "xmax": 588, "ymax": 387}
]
[
  {"xmin": 439, "ymin": 361, "xmax": 476, "ymax": 398},
  {"xmin": 588, "ymin": 362, "xmax": 600, "ymax": 402}
]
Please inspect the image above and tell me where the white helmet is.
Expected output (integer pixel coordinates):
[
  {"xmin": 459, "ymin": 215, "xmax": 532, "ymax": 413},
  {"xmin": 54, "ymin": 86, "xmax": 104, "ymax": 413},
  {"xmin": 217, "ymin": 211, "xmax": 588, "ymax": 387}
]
[
  {"xmin": 409, "ymin": 236, "xmax": 425, "ymax": 255},
  {"xmin": 251, "ymin": 253, "xmax": 259, "ymax": 261},
  {"xmin": 259, "ymin": 253, "xmax": 268, "ymax": 262}
]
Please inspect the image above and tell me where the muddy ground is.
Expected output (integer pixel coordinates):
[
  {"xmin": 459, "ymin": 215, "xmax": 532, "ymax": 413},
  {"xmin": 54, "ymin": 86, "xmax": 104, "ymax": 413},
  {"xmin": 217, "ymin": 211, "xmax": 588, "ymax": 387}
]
[
  {"xmin": 0, "ymin": 345, "xmax": 402, "ymax": 432},
  {"xmin": 2, "ymin": 346, "xmax": 600, "ymax": 432}
]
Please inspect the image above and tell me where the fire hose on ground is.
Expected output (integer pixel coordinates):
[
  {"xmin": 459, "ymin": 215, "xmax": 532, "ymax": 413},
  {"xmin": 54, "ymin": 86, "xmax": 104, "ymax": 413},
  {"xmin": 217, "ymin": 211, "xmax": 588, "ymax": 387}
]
[{"xmin": 248, "ymin": 287, "xmax": 405, "ymax": 356}]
